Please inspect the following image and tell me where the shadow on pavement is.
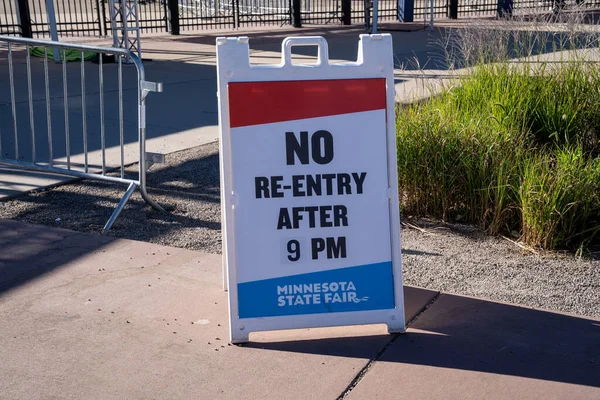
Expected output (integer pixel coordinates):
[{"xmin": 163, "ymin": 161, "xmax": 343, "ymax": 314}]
[
  {"xmin": 245, "ymin": 293, "xmax": 600, "ymax": 388},
  {"xmin": 0, "ymin": 149, "xmax": 220, "ymax": 297},
  {"xmin": 0, "ymin": 219, "xmax": 115, "ymax": 295},
  {"xmin": 174, "ymin": 25, "xmax": 451, "ymax": 70}
]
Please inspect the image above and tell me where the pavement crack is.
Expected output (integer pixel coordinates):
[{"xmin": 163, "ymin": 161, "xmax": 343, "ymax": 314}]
[
  {"xmin": 335, "ymin": 334, "xmax": 401, "ymax": 400},
  {"xmin": 407, "ymin": 291, "xmax": 442, "ymax": 327},
  {"xmin": 335, "ymin": 293, "xmax": 442, "ymax": 400}
]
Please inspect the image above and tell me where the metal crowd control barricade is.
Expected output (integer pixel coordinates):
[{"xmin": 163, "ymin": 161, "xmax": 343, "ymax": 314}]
[{"xmin": 0, "ymin": 36, "xmax": 164, "ymax": 232}]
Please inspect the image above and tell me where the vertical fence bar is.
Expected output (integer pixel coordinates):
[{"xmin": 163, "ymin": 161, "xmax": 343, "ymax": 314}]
[
  {"xmin": 342, "ymin": 0, "xmax": 351, "ymax": 24},
  {"xmin": 72, "ymin": 0, "xmax": 80, "ymax": 36},
  {"xmin": 62, "ymin": 48, "xmax": 70, "ymax": 170},
  {"xmin": 167, "ymin": 0, "xmax": 180, "ymax": 34},
  {"xmin": 81, "ymin": 51, "xmax": 88, "ymax": 172},
  {"xmin": 17, "ymin": 0, "xmax": 33, "ymax": 37},
  {"xmin": 402, "ymin": 0, "xmax": 414, "ymax": 21},
  {"xmin": 26, "ymin": 45, "xmax": 36, "ymax": 162},
  {"xmin": 82, "ymin": 0, "xmax": 90, "ymax": 35},
  {"xmin": 99, "ymin": 54, "xmax": 105, "ymax": 175},
  {"xmin": 85, "ymin": 0, "xmax": 94, "ymax": 35},
  {"xmin": 65, "ymin": 0, "xmax": 75, "ymax": 36},
  {"xmin": 8, "ymin": 43, "xmax": 19, "ymax": 160},
  {"xmin": 81, "ymin": 0, "xmax": 88, "ymax": 35},
  {"xmin": 12, "ymin": 0, "xmax": 20, "ymax": 33},
  {"xmin": 292, "ymin": 0, "xmax": 301, "ymax": 26},
  {"xmin": 30, "ymin": 0, "xmax": 41, "ymax": 37},
  {"xmin": 122, "ymin": 1, "xmax": 129, "ymax": 55},
  {"xmin": 43, "ymin": 46, "xmax": 53, "ymax": 164},
  {"xmin": 2, "ymin": 0, "xmax": 13, "ymax": 35},
  {"xmin": 101, "ymin": 0, "xmax": 108, "ymax": 36},
  {"xmin": 234, "ymin": 0, "xmax": 240, "ymax": 29},
  {"xmin": 10, "ymin": 0, "xmax": 18, "ymax": 31},
  {"xmin": 95, "ymin": 0, "xmax": 103, "ymax": 35},
  {"xmin": 54, "ymin": 0, "xmax": 62, "ymax": 35},
  {"xmin": 136, "ymin": 58, "xmax": 147, "ymax": 204},
  {"xmin": 109, "ymin": 0, "xmax": 117, "ymax": 48},
  {"xmin": 163, "ymin": 0, "xmax": 169, "ymax": 33},
  {"xmin": 2, "ymin": 0, "xmax": 9, "ymax": 34},
  {"xmin": 54, "ymin": 0, "xmax": 63, "ymax": 35},
  {"xmin": 449, "ymin": 0, "xmax": 457, "ymax": 18},
  {"xmin": 118, "ymin": 55, "xmax": 124, "ymax": 178}
]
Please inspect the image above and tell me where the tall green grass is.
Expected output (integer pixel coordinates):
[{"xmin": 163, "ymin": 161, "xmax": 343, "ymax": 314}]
[
  {"xmin": 397, "ymin": 26, "xmax": 600, "ymax": 252},
  {"xmin": 520, "ymin": 148, "xmax": 600, "ymax": 251}
]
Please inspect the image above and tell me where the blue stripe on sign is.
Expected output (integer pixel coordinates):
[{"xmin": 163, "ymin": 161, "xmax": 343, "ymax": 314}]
[{"xmin": 237, "ymin": 262, "xmax": 395, "ymax": 319}]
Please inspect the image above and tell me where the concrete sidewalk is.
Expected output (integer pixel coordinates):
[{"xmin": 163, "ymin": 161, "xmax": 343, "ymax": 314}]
[{"xmin": 1, "ymin": 219, "xmax": 598, "ymax": 399}]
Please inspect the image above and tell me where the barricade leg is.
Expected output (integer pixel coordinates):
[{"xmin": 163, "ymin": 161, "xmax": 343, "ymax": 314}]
[{"xmin": 103, "ymin": 182, "xmax": 138, "ymax": 233}]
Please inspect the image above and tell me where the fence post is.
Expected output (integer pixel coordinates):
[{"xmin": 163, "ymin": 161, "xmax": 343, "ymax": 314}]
[
  {"xmin": 448, "ymin": 0, "xmax": 458, "ymax": 19},
  {"xmin": 95, "ymin": 0, "xmax": 103, "ymax": 36},
  {"xmin": 292, "ymin": 0, "xmax": 301, "ymax": 27},
  {"xmin": 100, "ymin": 0, "xmax": 108, "ymax": 35},
  {"xmin": 167, "ymin": 0, "xmax": 180, "ymax": 34},
  {"xmin": 401, "ymin": 0, "xmax": 414, "ymax": 22},
  {"xmin": 341, "ymin": 0, "xmax": 351, "ymax": 24},
  {"xmin": 16, "ymin": 0, "xmax": 33, "ymax": 38}
]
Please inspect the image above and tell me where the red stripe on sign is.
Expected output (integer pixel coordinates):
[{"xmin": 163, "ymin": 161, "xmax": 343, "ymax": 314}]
[{"xmin": 228, "ymin": 78, "xmax": 386, "ymax": 128}]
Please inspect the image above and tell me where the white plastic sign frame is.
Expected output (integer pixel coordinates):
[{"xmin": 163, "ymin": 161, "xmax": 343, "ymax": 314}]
[{"xmin": 216, "ymin": 34, "xmax": 405, "ymax": 344}]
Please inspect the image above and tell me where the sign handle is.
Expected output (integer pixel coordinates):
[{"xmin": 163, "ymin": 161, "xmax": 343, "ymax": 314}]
[{"xmin": 281, "ymin": 37, "xmax": 329, "ymax": 67}]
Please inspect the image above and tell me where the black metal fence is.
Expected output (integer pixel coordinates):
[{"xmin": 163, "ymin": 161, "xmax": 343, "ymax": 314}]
[
  {"xmin": 0, "ymin": 0, "xmax": 21, "ymax": 34},
  {"xmin": 137, "ymin": 0, "xmax": 169, "ymax": 32},
  {"xmin": 413, "ymin": 0, "xmax": 446, "ymax": 19},
  {"xmin": 300, "ymin": 0, "xmax": 341, "ymax": 24},
  {"xmin": 31, "ymin": 0, "xmax": 104, "ymax": 36},
  {"xmin": 349, "ymin": 0, "xmax": 397, "ymax": 23},
  {"xmin": 238, "ymin": 0, "xmax": 289, "ymax": 26},
  {"xmin": 413, "ymin": 0, "xmax": 600, "ymax": 20},
  {"xmin": 3, "ymin": 0, "xmax": 600, "ymax": 38},
  {"xmin": 0, "ymin": 0, "xmax": 106, "ymax": 37}
]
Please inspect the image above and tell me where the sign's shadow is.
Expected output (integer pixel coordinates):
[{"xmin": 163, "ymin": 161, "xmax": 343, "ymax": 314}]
[{"xmin": 244, "ymin": 291, "xmax": 600, "ymax": 388}]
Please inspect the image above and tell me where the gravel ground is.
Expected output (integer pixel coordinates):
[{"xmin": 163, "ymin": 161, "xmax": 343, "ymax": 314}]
[{"xmin": 1, "ymin": 141, "xmax": 598, "ymax": 319}]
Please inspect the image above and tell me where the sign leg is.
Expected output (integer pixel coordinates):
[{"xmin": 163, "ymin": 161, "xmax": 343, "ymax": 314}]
[
  {"xmin": 230, "ymin": 327, "xmax": 249, "ymax": 344},
  {"xmin": 387, "ymin": 319, "xmax": 407, "ymax": 334}
]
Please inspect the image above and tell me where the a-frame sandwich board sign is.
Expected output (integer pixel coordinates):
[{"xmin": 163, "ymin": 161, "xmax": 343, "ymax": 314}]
[{"xmin": 216, "ymin": 35, "xmax": 405, "ymax": 343}]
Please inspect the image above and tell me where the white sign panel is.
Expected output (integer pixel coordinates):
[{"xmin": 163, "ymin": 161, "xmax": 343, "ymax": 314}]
[{"xmin": 217, "ymin": 35, "xmax": 405, "ymax": 343}]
